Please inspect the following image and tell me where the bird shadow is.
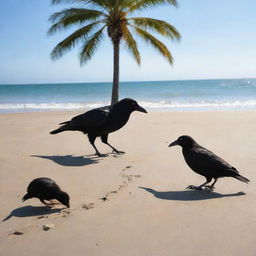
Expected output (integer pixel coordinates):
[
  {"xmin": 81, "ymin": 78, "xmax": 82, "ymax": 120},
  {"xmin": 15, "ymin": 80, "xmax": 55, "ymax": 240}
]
[
  {"xmin": 139, "ymin": 187, "xmax": 246, "ymax": 201},
  {"xmin": 2, "ymin": 205, "xmax": 64, "ymax": 222},
  {"xmin": 31, "ymin": 155, "xmax": 100, "ymax": 167}
]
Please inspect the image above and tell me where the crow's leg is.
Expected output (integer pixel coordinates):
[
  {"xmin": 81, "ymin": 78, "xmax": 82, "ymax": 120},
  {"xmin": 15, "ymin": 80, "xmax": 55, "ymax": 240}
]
[
  {"xmin": 101, "ymin": 135, "xmax": 125, "ymax": 154},
  {"xmin": 40, "ymin": 198, "xmax": 52, "ymax": 207},
  {"xmin": 186, "ymin": 177, "xmax": 212, "ymax": 190},
  {"xmin": 88, "ymin": 135, "xmax": 107, "ymax": 157},
  {"xmin": 48, "ymin": 200, "xmax": 61, "ymax": 205},
  {"xmin": 204, "ymin": 178, "xmax": 218, "ymax": 190}
]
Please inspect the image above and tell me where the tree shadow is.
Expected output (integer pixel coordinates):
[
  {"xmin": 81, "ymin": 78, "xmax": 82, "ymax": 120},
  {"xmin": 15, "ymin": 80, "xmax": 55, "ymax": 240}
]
[
  {"xmin": 31, "ymin": 155, "xmax": 100, "ymax": 167},
  {"xmin": 2, "ymin": 205, "xmax": 63, "ymax": 222},
  {"xmin": 139, "ymin": 187, "xmax": 246, "ymax": 201}
]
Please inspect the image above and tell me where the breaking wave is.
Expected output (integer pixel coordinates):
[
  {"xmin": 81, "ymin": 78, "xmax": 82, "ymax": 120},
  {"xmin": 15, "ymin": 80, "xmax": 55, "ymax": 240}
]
[{"xmin": 1, "ymin": 99, "xmax": 256, "ymax": 112}]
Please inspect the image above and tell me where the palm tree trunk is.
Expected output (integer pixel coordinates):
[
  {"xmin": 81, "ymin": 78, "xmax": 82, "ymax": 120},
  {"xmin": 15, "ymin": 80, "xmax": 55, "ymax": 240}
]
[{"xmin": 111, "ymin": 40, "xmax": 120, "ymax": 105}]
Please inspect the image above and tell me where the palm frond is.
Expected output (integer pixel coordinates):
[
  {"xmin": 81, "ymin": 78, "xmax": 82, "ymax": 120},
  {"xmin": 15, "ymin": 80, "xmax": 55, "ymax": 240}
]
[
  {"xmin": 50, "ymin": 0, "xmax": 180, "ymax": 67},
  {"xmin": 79, "ymin": 26, "xmax": 106, "ymax": 64},
  {"xmin": 117, "ymin": 0, "xmax": 137, "ymax": 10},
  {"xmin": 48, "ymin": 8, "xmax": 105, "ymax": 35},
  {"xmin": 51, "ymin": 0, "xmax": 114, "ymax": 11},
  {"xmin": 51, "ymin": 22, "xmax": 103, "ymax": 60},
  {"xmin": 133, "ymin": 25, "xmax": 173, "ymax": 64},
  {"xmin": 122, "ymin": 26, "xmax": 141, "ymax": 65},
  {"xmin": 129, "ymin": 0, "xmax": 177, "ymax": 12},
  {"xmin": 85, "ymin": 0, "xmax": 117, "ymax": 9},
  {"xmin": 49, "ymin": 8, "xmax": 105, "ymax": 22},
  {"xmin": 129, "ymin": 17, "xmax": 180, "ymax": 40}
]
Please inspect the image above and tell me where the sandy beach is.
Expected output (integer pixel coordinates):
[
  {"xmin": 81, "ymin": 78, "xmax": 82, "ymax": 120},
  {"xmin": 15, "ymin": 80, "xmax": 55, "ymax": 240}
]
[{"xmin": 1, "ymin": 110, "xmax": 256, "ymax": 256}]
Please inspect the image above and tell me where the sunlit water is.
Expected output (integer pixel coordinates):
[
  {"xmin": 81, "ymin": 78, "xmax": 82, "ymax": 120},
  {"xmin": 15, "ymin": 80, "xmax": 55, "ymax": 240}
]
[{"xmin": 0, "ymin": 78, "xmax": 256, "ymax": 112}]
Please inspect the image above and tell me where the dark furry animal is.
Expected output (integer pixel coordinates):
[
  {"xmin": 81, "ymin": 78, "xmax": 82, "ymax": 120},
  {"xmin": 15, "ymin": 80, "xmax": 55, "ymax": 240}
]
[
  {"xmin": 50, "ymin": 98, "xmax": 147, "ymax": 157},
  {"xmin": 169, "ymin": 135, "xmax": 249, "ymax": 190},
  {"xmin": 22, "ymin": 177, "xmax": 70, "ymax": 208}
]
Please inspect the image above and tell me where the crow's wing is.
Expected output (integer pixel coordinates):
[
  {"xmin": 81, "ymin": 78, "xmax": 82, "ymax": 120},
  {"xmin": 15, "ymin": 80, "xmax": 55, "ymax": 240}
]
[
  {"xmin": 28, "ymin": 178, "xmax": 59, "ymax": 195},
  {"xmin": 184, "ymin": 146, "xmax": 237, "ymax": 176},
  {"xmin": 70, "ymin": 105, "xmax": 111, "ymax": 128}
]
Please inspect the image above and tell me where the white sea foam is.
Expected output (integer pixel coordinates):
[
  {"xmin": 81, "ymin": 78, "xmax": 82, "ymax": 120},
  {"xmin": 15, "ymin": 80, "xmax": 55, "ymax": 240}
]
[
  {"xmin": 140, "ymin": 100, "xmax": 256, "ymax": 109},
  {"xmin": 0, "ymin": 102, "xmax": 106, "ymax": 111},
  {"xmin": 1, "ymin": 100, "xmax": 256, "ymax": 112}
]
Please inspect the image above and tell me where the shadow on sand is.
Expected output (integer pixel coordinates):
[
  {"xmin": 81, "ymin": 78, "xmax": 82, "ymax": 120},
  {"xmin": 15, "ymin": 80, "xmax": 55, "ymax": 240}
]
[
  {"xmin": 139, "ymin": 187, "xmax": 245, "ymax": 201},
  {"xmin": 2, "ymin": 205, "xmax": 63, "ymax": 222},
  {"xmin": 31, "ymin": 155, "xmax": 100, "ymax": 167}
]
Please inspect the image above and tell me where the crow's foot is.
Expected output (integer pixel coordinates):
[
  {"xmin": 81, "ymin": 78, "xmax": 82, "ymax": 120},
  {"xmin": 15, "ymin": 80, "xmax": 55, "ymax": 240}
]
[
  {"xmin": 96, "ymin": 153, "xmax": 108, "ymax": 157},
  {"xmin": 186, "ymin": 185, "xmax": 203, "ymax": 190},
  {"xmin": 204, "ymin": 185, "xmax": 215, "ymax": 191},
  {"xmin": 113, "ymin": 150, "xmax": 125, "ymax": 155}
]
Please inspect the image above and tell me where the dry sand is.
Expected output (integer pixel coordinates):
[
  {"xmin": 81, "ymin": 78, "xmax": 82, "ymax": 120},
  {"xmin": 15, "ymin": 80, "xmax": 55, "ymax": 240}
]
[{"xmin": 0, "ymin": 110, "xmax": 256, "ymax": 256}]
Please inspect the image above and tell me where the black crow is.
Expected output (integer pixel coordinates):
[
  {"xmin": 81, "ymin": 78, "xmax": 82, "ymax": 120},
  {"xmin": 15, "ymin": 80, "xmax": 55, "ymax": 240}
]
[
  {"xmin": 169, "ymin": 135, "xmax": 250, "ymax": 190},
  {"xmin": 50, "ymin": 98, "xmax": 147, "ymax": 157},
  {"xmin": 22, "ymin": 177, "xmax": 70, "ymax": 208}
]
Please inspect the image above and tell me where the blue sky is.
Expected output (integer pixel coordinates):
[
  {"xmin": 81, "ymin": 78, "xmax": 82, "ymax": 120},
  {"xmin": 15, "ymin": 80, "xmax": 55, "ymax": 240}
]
[{"xmin": 0, "ymin": 0, "xmax": 255, "ymax": 84}]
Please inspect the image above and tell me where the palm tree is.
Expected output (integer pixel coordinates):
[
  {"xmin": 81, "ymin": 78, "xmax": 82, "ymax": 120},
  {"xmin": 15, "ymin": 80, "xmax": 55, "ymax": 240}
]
[{"xmin": 49, "ymin": 0, "xmax": 181, "ymax": 105}]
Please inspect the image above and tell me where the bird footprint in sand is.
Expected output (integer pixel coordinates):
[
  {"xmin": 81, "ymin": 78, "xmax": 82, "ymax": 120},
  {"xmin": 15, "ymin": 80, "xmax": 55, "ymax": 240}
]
[{"xmin": 82, "ymin": 203, "xmax": 95, "ymax": 210}]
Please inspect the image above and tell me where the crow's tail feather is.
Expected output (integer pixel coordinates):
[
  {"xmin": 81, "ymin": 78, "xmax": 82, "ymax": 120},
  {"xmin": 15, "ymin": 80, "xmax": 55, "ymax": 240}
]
[
  {"xmin": 50, "ymin": 125, "xmax": 69, "ymax": 134},
  {"xmin": 234, "ymin": 174, "xmax": 250, "ymax": 183},
  {"xmin": 226, "ymin": 168, "xmax": 250, "ymax": 183}
]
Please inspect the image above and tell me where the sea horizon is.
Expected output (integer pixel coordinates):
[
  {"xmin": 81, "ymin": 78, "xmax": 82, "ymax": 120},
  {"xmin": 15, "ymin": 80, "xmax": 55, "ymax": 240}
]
[
  {"xmin": 2, "ymin": 77, "xmax": 256, "ymax": 86},
  {"xmin": 1, "ymin": 78, "xmax": 256, "ymax": 113}
]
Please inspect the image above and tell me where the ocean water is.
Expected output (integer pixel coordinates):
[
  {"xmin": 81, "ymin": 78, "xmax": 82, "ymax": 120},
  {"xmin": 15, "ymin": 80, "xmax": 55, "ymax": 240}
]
[{"xmin": 0, "ymin": 79, "xmax": 256, "ymax": 113}]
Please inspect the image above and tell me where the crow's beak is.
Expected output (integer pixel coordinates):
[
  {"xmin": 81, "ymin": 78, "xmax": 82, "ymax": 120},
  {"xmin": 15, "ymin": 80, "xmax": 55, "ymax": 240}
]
[
  {"xmin": 136, "ymin": 105, "xmax": 147, "ymax": 113},
  {"xmin": 66, "ymin": 203, "xmax": 70, "ymax": 208},
  {"xmin": 169, "ymin": 140, "xmax": 179, "ymax": 147}
]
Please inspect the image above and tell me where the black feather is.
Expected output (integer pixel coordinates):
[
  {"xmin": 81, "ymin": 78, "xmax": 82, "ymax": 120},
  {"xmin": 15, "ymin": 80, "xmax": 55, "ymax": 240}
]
[
  {"xmin": 169, "ymin": 135, "xmax": 250, "ymax": 190},
  {"xmin": 22, "ymin": 178, "xmax": 70, "ymax": 208},
  {"xmin": 49, "ymin": 98, "xmax": 147, "ymax": 156}
]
